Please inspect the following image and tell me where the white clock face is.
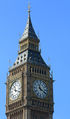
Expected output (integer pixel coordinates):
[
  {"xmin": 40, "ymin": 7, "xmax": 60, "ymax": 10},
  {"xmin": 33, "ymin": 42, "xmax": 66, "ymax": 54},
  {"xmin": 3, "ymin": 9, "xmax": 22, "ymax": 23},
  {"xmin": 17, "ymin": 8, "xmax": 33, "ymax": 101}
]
[
  {"xmin": 9, "ymin": 80, "xmax": 21, "ymax": 101},
  {"xmin": 33, "ymin": 80, "xmax": 48, "ymax": 99}
]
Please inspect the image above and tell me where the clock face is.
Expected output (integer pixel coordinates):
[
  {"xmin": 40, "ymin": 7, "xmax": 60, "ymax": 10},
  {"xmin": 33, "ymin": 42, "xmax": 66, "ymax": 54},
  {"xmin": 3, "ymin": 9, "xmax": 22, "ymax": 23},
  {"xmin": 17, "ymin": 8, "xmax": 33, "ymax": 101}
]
[
  {"xmin": 33, "ymin": 80, "xmax": 48, "ymax": 99},
  {"xmin": 9, "ymin": 80, "xmax": 21, "ymax": 101}
]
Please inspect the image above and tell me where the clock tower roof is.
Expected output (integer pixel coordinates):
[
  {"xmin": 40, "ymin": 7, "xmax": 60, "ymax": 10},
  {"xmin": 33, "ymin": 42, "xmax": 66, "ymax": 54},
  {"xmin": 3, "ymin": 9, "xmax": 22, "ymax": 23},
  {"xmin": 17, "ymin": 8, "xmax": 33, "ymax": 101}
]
[
  {"xmin": 19, "ymin": 7, "xmax": 39, "ymax": 43},
  {"xmin": 9, "ymin": 50, "xmax": 49, "ymax": 71},
  {"xmin": 9, "ymin": 7, "xmax": 49, "ymax": 71}
]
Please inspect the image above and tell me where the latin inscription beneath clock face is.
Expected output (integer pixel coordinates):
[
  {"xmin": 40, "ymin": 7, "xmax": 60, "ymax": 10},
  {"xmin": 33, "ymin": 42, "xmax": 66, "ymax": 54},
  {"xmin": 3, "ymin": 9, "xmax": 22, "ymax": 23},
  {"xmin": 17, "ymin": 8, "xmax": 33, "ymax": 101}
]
[
  {"xmin": 33, "ymin": 80, "xmax": 48, "ymax": 99},
  {"xmin": 32, "ymin": 99, "xmax": 49, "ymax": 108},
  {"xmin": 9, "ymin": 80, "xmax": 21, "ymax": 101}
]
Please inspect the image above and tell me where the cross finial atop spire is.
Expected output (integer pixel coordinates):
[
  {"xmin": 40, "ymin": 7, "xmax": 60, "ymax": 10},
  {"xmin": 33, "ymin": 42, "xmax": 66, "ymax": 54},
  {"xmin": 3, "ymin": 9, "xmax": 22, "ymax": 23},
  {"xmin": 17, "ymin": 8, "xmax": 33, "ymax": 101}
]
[{"xmin": 28, "ymin": 2, "xmax": 30, "ymax": 16}]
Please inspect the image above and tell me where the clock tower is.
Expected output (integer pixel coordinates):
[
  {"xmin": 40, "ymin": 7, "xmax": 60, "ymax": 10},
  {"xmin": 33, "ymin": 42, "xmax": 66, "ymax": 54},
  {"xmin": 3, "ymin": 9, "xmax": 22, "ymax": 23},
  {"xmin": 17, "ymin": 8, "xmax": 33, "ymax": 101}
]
[{"xmin": 6, "ymin": 7, "xmax": 54, "ymax": 119}]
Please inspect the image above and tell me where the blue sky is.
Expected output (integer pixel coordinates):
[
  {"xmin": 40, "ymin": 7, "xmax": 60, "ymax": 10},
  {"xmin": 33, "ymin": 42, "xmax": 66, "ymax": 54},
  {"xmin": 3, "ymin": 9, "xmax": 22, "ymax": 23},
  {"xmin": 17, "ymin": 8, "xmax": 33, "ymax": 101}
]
[{"xmin": 0, "ymin": 0, "xmax": 70, "ymax": 118}]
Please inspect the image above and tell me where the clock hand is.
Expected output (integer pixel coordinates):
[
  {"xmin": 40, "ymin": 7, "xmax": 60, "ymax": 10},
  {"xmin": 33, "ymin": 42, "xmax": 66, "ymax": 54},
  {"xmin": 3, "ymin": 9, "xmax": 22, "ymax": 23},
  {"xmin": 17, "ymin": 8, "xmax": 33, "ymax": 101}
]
[
  {"xmin": 39, "ymin": 86, "xmax": 43, "ymax": 91},
  {"xmin": 39, "ymin": 85, "xmax": 46, "ymax": 94},
  {"xmin": 14, "ymin": 89, "xmax": 20, "ymax": 92},
  {"xmin": 43, "ymin": 90, "xmax": 46, "ymax": 95},
  {"xmin": 39, "ymin": 85, "xmax": 44, "ymax": 92}
]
